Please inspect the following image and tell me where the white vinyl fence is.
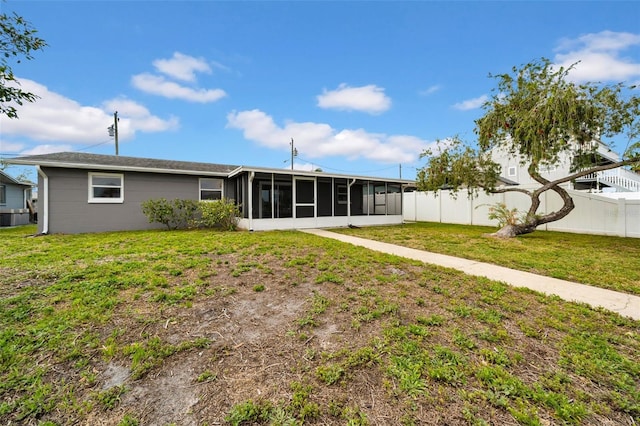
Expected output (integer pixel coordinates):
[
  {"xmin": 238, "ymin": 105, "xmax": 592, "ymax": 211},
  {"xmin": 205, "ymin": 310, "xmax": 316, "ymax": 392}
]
[{"xmin": 403, "ymin": 188, "xmax": 640, "ymax": 238}]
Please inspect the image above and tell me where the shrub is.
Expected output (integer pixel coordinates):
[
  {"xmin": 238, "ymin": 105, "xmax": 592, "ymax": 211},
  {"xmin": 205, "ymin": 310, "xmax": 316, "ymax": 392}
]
[
  {"xmin": 197, "ymin": 199, "xmax": 241, "ymax": 231},
  {"xmin": 141, "ymin": 198, "xmax": 199, "ymax": 230},
  {"xmin": 486, "ymin": 202, "xmax": 521, "ymax": 227},
  {"xmin": 141, "ymin": 198, "xmax": 240, "ymax": 231},
  {"xmin": 484, "ymin": 202, "xmax": 542, "ymax": 228}
]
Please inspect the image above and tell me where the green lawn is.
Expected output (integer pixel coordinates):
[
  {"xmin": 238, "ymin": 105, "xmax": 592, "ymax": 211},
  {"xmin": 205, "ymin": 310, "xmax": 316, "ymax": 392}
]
[
  {"xmin": 1, "ymin": 224, "xmax": 639, "ymax": 425},
  {"xmin": 334, "ymin": 222, "xmax": 640, "ymax": 296}
]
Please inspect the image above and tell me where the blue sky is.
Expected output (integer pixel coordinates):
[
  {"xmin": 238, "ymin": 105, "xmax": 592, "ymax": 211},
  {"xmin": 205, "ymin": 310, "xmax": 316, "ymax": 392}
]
[{"xmin": 1, "ymin": 1, "xmax": 639, "ymax": 180}]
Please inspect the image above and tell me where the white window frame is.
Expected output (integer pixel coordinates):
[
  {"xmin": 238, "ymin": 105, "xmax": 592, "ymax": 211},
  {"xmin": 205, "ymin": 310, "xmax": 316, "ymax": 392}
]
[
  {"xmin": 0, "ymin": 184, "xmax": 6, "ymax": 205},
  {"xmin": 88, "ymin": 172, "xmax": 124, "ymax": 203},
  {"xmin": 507, "ymin": 166, "xmax": 517, "ymax": 177},
  {"xmin": 199, "ymin": 178, "xmax": 224, "ymax": 201}
]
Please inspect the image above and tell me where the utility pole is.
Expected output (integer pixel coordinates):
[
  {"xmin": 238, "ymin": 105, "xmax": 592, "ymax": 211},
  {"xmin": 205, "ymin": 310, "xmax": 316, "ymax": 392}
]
[
  {"xmin": 108, "ymin": 111, "xmax": 119, "ymax": 155},
  {"xmin": 290, "ymin": 138, "xmax": 298, "ymax": 170},
  {"xmin": 399, "ymin": 163, "xmax": 402, "ymax": 179}
]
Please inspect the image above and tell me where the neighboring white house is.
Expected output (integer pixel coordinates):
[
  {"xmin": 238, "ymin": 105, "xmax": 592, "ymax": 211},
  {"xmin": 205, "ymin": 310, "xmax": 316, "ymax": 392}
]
[{"xmin": 491, "ymin": 140, "xmax": 640, "ymax": 198}]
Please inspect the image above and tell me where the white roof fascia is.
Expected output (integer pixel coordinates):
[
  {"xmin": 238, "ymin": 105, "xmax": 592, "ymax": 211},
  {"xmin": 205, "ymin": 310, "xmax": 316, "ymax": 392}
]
[
  {"xmin": 230, "ymin": 165, "xmax": 414, "ymax": 184},
  {"xmin": 596, "ymin": 144, "xmax": 621, "ymax": 163},
  {"xmin": 227, "ymin": 166, "xmax": 245, "ymax": 178}
]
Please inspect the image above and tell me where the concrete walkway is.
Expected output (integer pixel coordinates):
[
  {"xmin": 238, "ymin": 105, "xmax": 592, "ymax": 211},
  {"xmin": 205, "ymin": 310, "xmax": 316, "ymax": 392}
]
[{"xmin": 302, "ymin": 229, "xmax": 640, "ymax": 321}]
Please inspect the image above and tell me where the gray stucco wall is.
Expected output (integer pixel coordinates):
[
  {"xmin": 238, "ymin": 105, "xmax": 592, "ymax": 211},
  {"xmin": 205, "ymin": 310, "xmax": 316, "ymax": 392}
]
[{"xmin": 42, "ymin": 167, "xmax": 221, "ymax": 234}]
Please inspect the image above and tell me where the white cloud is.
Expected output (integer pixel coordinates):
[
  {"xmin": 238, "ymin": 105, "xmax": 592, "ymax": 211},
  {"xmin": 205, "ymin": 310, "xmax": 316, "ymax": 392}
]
[
  {"xmin": 1, "ymin": 78, "xmax": 178, "ymax": 147},
  {"xmin": 226, "ymin": 109, "xmax": 434, "ymax": 164},
  {"xmin": 553, "ymin": 31, "xmax": 640, "ymax": 83},
  {"xmin": 131, "ymin": 73, "xmax": 227, "ymax": 103},
  {"xmin": 21, "ymin": 144, "xmax": 75, "ymax": 155},
  {"xmin": 317, "ymin": 84, "xmax": 391, "ymax": 114},
  {"xmin": 210, "ymin": 60, "xmax": 232, "ymax": 73},
  {"xmin": 132, "ymin": 52, "xmax": 228, "ymax": 103},
  {"xmin": 419, "ymin": 85, "xmax": 441, "ymax": 96},
  {"xmin": 284, "ymin": 162, "xmax": 320, "ymax": 172},
  {"xmin": 102, "ymin": 97, "xmax": 180, "ymax": 136},
  {"xmin": 452, "ymin": 95, "xmax": 488, "ymax": 111},
  {"xmin": 153, "ymin": 52, "xmax": 212, "ymax": 82},
  {"xmin": 0, "ymin": 140, "xmax": 25, "ymax": 153}
]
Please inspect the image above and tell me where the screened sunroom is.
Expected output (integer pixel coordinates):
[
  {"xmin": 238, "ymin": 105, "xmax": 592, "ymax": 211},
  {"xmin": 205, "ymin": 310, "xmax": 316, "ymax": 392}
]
[{"xmin": 227, "ymin": 167, "xmax": 411, "ymax": 231}]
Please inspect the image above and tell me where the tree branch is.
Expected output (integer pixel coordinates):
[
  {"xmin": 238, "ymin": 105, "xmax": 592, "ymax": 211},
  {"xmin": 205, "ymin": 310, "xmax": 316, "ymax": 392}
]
[
  {"xmin": 539, "ymin": 156, "xmax": 640, "ymax": 192},
  {"xmin": 489, "ymin": 187, "xmax": 532, "ymax": 196}
]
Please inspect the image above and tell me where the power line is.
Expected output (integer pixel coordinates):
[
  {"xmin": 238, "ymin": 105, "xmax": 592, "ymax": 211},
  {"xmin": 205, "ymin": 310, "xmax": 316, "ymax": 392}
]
[
  {"xmin": 295, "ymin": 156, "xmax": 402, "ymax": 175},
  {"xmin": 74, "ymin": 139, "xmax": 113, "ymax": 152},
  {"xmin": 1, "ymin": 137, "xmax": 114, "ymax": 159}
]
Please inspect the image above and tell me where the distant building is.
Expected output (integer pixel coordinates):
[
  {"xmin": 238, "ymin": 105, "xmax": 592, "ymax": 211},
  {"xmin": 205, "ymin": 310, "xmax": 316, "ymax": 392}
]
[
  {"xmin": 0, "ymin": 169, "xmax": 35, "ymax": 227},
  {"xmin": 491, "ymin": 140, "xmax": 640, "ymax": 197}
]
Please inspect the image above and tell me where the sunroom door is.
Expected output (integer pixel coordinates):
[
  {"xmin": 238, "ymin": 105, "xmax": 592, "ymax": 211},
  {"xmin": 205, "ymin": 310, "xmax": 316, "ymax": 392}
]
[
  {"xmin": 294, "ymin": 178, "xmax": 315, "ymax": 218},
  {"xmin": 259, "ymin": 182, "xmax": 292, "ymax": 218}
]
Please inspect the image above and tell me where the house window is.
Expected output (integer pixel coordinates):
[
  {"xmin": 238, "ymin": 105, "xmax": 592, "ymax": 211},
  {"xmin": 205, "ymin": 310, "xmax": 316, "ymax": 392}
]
[
  {"xmin": 0, "ymin": 185, "xmax": 5, "ymax": 204},
  {"xmin": 88, "ymin": 173, "xmax": 123, "ymax": 203},
  {"xmin": 507, "ymin": 166, "xmax": 517, "ymax": 177},
  {"xmin": 336, "ymin": 184, "xmax": 348, "ymax": 205},
  {"xmin": 200, "ymin": 178, "xmax": 223, "ymax": 200}
]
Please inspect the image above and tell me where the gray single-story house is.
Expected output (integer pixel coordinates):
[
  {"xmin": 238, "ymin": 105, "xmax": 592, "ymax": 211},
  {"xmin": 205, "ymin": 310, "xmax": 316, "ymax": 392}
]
[
  {"xmin": 8, "ymin": 152, "xmax": 413, "ymax": 234},
  {"xmin": 0, "ymin": 169, "xmax": 35, "ymax": 227}
]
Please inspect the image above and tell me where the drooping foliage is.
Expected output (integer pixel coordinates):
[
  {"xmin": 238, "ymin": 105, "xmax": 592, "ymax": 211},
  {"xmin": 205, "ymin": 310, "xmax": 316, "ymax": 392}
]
[
  {"xmin": 417, "ymin": 58, "xmax": 640, "ymax": 237},
  {"xmin": 476, "ymin": 59, "xmax": 640, "ymax": 172},
  {"xmin": 417, "ymin": 138, "xmax": 501, "ymax": 197}
]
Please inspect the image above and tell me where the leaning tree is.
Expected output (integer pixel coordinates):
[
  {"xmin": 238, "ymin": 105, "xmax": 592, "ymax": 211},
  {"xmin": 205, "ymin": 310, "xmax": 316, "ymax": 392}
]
[{"xmin": 417, "ymin": 58, "xmax": 640, "ymax": 238}]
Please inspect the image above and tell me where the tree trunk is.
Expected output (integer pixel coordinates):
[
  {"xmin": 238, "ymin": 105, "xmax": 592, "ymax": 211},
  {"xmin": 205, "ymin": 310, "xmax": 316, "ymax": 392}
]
[
  {"xmin": 491, "ymin": 222, "xmax": 538, "ymax": 238},
  {"xmin": 490, "ymin": 182, "xmax": 576, "ymax": 238}
]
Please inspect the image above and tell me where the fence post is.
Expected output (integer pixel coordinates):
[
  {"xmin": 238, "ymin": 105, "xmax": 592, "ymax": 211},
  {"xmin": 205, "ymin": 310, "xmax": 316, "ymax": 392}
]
[
  {"xmin": 413, "ymin": 191, "xmax": 418, "ymax": 222},
  {"xmin": 469, "ymin": 195, "xmax": 474, "ymax": 225}
]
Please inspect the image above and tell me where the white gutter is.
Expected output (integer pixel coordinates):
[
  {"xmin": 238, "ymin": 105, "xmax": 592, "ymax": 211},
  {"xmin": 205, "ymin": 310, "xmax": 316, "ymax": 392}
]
[
  {"xmin": 227, "ymin": 165, "xmax": 245, "ymax": 179},
  {"xmin": 347, "ymin": 178, "xmax": 356, "ymax": 226},
  {"xmin": 271, "ymin": 173, "xmax": 275, "ymax": 219},
  {"xmin": 248, "ymin": 171, "xmax": 255, "ymax": 231},
  {"xmin": 36, "ymin": 166, "xmax": 49, "ymax": 234}
]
